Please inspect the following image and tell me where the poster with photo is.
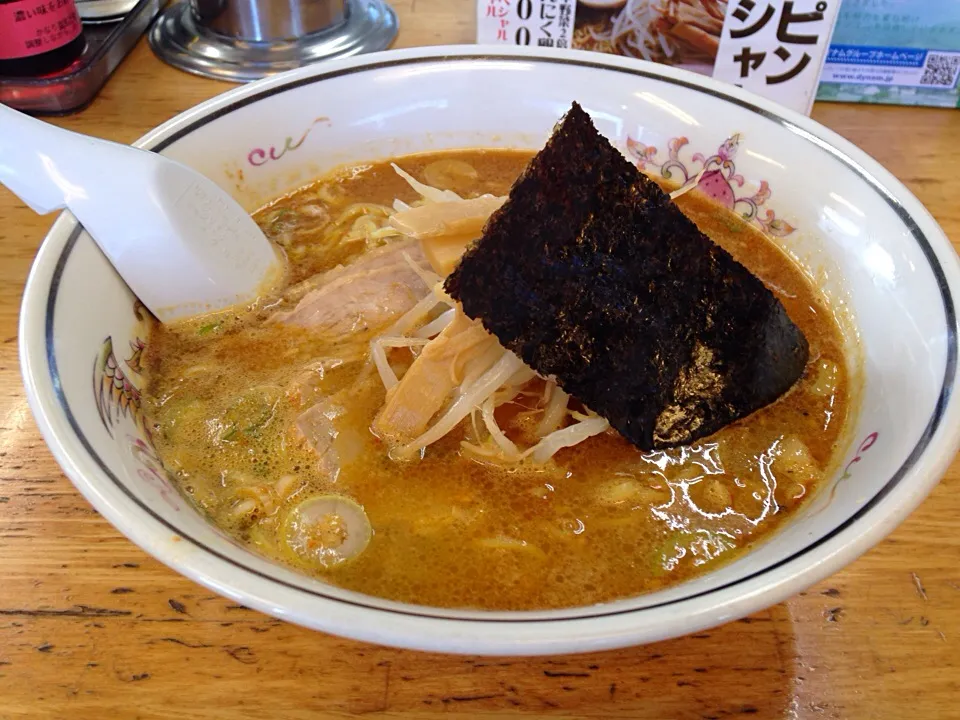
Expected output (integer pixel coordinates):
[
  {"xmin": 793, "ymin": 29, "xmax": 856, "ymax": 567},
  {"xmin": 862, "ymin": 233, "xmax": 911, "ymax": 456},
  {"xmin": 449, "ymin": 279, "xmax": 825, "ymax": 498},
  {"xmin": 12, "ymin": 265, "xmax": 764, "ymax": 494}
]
[{"xmin": 477, "ymin": 0, "xmax": 842, "ymax": 115}]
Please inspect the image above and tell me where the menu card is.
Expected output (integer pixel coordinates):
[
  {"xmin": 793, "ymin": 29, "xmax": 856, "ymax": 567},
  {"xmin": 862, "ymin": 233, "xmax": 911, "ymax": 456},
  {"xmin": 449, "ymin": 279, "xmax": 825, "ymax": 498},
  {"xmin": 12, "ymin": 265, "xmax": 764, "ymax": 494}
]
[
  {"xmin": 817, "ymin": 0, "xmax": 960, "ymax": 108},
  {"xmin": 476, "ymin": 1, "xmax": 842, "ymax": 115}
]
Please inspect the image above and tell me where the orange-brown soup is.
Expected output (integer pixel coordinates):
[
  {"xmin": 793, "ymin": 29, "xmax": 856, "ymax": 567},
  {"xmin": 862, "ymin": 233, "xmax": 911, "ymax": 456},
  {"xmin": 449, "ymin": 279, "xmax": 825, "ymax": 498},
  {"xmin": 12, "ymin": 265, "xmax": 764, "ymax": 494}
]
[{"xmin": 142, "ymin": 150, "xmax": 852, "ymax": 610}]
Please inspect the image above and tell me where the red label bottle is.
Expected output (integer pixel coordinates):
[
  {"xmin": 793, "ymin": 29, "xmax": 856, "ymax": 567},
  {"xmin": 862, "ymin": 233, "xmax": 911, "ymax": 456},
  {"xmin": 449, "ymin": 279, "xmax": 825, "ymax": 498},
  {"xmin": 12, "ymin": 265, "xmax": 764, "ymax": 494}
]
[{"xmin": 0, "ymin": 0, "xmax": 85, "ymax": 76}]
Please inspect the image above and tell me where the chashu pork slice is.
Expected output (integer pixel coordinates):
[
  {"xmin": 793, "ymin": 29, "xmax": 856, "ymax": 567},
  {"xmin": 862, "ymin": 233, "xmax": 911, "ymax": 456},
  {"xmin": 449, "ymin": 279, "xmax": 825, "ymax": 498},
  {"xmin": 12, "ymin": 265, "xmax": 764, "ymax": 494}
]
[
  {"xmin": 445, "ymin": 102, "xmax": 809, "ymax": 451},
  {"xmin": 272, "ymin": 240, "xmax": 431, "ymax": 336}
]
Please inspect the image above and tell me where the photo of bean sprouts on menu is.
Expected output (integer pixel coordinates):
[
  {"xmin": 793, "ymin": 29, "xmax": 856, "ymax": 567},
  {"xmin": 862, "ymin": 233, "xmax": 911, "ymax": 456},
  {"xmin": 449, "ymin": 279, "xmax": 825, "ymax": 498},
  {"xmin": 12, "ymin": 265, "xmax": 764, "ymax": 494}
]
[{"xmin": 575, "ymin": 0, "xmax": 727, "ymax": 74}]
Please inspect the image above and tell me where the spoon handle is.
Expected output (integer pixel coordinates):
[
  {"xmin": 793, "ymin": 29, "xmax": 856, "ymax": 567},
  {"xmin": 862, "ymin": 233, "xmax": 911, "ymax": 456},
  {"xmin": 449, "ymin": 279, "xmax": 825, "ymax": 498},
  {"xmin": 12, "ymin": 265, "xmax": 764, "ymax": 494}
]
[
  {"xmin": 0, "ymin": 103, "xmax": 282, "ymax": 323},
  {"xmin": 0, "ymin": 103, "xmax": 94, "ymax": 214}
]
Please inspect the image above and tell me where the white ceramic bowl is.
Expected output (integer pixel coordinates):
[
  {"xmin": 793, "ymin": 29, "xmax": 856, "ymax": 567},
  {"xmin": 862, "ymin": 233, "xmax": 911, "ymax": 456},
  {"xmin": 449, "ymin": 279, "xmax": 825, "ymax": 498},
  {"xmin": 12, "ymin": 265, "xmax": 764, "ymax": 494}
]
[{"xmin": 19, "ymin": 46, "xmax": 960, "ymax": 656}]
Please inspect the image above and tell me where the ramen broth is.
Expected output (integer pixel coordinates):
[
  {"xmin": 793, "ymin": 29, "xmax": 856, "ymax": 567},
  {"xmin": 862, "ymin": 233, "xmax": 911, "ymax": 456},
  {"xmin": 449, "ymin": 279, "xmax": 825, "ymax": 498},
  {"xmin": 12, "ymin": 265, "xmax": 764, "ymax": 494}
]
[{"xmin": 141, "ymin": 149, "xmax": 852, "ymax": 610}]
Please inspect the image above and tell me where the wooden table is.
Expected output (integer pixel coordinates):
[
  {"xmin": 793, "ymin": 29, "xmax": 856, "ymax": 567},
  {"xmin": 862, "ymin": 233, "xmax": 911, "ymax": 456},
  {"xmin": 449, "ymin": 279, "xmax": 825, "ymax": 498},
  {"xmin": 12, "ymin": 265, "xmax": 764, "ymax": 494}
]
[{"xmin": 1, "ymin": 2, "xmax": 959, "ymax": 717}]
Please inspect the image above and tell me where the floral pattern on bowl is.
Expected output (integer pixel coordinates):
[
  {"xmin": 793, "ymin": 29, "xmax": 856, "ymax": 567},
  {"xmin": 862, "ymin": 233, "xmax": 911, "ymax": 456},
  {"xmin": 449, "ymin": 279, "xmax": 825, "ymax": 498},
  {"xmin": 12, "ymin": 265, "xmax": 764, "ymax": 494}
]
[
  {"xmin": 627, "ymin": 133, "xmax": 796, "ymax": 237},
  {"xmin": 92, "ymin": 299, "xmax": 182, "ymax": 512}
]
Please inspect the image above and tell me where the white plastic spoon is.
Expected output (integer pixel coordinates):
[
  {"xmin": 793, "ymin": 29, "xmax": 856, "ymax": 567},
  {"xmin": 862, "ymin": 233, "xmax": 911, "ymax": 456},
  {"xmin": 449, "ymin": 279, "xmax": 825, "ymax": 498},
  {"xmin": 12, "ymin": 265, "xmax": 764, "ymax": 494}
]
[{"xmin": 0, "ymin": 103, "xmax": 282, "ymax": 323}]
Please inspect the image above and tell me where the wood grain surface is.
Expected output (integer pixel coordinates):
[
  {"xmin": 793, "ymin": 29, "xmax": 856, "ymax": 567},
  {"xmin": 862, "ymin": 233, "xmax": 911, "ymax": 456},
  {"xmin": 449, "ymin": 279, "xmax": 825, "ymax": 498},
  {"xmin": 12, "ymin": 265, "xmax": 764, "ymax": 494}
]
[{"xmin": 1, "ymin": 1, "xmax": 959, "ymax": 717}]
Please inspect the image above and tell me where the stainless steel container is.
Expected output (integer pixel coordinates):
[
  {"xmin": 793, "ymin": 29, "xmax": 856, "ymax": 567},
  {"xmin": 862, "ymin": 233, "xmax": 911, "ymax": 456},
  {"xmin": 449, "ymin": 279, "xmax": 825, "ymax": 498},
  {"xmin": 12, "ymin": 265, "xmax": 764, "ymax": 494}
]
[{"xmin": 149, "ymin": 0, "xmax": 397, "ymax": 82}]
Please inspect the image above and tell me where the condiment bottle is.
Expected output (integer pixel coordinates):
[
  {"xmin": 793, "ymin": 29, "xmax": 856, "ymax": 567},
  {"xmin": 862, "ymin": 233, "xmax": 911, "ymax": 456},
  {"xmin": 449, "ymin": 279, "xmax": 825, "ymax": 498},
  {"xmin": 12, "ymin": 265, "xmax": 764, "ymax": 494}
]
[{"xmin": 0, "ymin": 0, "xmax": 84, "ymax": 77}]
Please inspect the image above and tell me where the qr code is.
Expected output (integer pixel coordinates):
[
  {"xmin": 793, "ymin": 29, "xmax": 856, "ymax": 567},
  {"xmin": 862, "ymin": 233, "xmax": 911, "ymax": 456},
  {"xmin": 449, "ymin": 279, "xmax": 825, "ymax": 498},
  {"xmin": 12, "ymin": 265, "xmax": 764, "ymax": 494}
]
[{"xmin": 919, "ymin": 53, "xmax": 960, "ymax": 88}]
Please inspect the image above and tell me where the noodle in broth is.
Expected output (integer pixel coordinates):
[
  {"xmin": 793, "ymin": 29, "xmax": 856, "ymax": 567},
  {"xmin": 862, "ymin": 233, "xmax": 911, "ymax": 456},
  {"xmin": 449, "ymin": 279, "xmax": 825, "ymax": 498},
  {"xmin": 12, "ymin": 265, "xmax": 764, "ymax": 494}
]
[{"xmin": 141, "ymin": 149, "xmax": 853, "ymax": 610}]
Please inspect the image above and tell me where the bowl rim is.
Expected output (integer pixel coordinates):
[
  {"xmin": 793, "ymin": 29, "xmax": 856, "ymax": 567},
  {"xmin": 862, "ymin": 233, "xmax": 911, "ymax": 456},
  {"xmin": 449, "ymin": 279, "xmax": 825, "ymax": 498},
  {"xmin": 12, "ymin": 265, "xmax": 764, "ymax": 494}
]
[{"xmin": 18, "ymin": 45, "xmax": 960, "ymax": 654}]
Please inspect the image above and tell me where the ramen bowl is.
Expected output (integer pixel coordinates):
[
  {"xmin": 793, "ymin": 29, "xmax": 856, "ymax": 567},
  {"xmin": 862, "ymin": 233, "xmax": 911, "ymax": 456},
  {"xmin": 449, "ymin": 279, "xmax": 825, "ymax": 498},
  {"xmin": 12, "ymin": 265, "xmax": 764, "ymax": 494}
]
[{"xmin": 19, "ymin": 46, "xmax": 960, "ymax": 655}]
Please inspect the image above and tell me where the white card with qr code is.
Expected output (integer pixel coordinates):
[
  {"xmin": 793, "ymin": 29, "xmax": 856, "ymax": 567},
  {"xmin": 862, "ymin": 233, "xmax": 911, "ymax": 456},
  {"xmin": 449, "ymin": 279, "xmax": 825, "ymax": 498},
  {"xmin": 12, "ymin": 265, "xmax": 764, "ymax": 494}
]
[
  {"xmin": 477, "ymin": 0, "xmax": 576, "ymax": 49},
  {"xmin": 822, "ymin": 48, "xmax": 960, "ymax": 90}
]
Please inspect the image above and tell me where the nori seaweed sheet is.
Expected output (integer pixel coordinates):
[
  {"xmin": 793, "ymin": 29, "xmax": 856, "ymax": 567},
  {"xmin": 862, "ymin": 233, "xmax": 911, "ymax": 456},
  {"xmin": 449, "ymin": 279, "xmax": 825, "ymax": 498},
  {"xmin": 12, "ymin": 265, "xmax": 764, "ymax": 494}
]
[{"xmin": 445, "ymin": 102, "xmax": 809, "ymax": 451}]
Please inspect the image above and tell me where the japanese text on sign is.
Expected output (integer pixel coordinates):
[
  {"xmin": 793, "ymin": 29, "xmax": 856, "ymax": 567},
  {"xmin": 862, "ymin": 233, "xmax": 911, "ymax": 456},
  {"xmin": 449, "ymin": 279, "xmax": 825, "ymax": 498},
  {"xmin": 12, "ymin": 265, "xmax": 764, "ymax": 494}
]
[
  {"xmin": 477, "ymin": 0, "xmax": 576, "ymax": 49},
  {"xmin": 714, "ymin": 0, "xmax": 841, "ymax": 113},
  {"xmin": 476, "ymin": 0, "xmax": 841, "ymax": 115},
  {"xmin": 0, "ymin": 0, "xmax": 81, "ymax": 61}
]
